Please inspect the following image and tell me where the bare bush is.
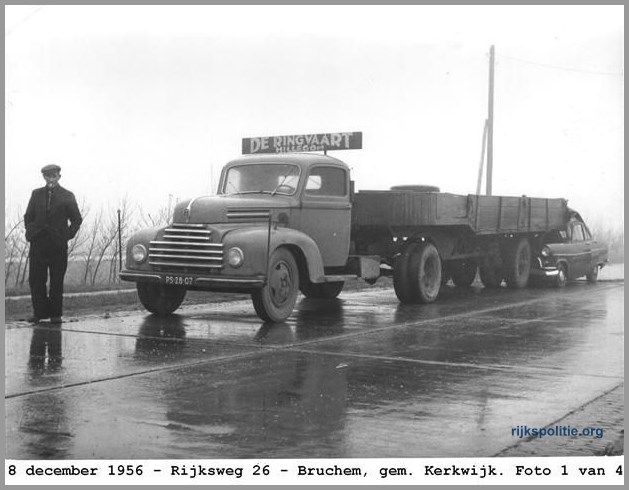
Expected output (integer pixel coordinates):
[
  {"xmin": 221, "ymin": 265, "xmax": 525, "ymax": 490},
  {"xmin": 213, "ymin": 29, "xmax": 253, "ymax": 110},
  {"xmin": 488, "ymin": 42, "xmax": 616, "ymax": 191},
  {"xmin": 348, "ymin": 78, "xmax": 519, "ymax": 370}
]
[
  {"xmin": 6, "ymin": 197, "xmax": 175, "ymax": 292},
  {"xmin": 4, "ymin": 207, "xmax": 30, "ymax": 290}
]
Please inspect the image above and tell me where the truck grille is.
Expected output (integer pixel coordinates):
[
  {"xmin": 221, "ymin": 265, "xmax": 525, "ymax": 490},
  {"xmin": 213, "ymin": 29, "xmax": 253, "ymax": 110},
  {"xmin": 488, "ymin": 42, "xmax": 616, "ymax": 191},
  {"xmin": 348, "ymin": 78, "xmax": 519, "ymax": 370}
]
[{"xmin": 149, "ymin": 223, "xmax": 223, "ymax": 270}]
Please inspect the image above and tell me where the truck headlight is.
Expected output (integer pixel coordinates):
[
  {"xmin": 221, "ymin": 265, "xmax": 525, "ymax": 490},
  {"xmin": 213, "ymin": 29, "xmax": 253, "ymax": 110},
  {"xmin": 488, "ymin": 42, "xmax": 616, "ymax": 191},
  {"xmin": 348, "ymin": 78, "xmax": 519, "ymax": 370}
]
[
  {"xmin": 541, "ymin": 246, "xmax": 551, "ymax": 257},
  {"xmin": 132, "ymin": 244, "xmax": 148, "ymax": 263},
  {"xmin": 228, "ymin": 247, "xmax": 244, "ymax": 268}
]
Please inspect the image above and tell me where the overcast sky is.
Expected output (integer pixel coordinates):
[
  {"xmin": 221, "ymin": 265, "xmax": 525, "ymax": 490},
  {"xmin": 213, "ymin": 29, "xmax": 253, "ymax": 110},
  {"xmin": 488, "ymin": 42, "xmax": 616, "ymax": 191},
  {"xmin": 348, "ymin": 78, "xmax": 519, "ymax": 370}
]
[{"xmin": 5, "ymin": 5, "xmax": 624, "ymax": 230}]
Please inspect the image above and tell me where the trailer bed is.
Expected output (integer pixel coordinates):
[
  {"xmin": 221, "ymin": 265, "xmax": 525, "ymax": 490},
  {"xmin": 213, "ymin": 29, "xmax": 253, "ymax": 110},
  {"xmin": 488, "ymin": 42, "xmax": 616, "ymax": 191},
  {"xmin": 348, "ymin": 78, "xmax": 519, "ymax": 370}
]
[{"xmin": 352, "ymin": 191, "xmax": 568, "ymax": 234}]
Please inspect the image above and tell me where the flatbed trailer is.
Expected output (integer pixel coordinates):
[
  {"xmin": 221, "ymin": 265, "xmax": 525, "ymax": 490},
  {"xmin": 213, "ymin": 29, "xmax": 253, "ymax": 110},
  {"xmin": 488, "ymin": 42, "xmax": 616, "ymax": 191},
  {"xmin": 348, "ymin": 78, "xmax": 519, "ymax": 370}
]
[{"xmin": 350, "ymin": 189, "xmax": 569, "ymax": 303}]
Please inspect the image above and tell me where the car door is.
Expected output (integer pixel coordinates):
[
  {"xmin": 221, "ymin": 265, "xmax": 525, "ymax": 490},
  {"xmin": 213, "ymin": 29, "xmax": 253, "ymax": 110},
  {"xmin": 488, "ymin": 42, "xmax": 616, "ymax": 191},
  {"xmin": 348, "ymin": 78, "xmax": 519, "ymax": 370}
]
[{"xmin": 567, "ymin": 222, "xmax": 591, "ymax": 278}]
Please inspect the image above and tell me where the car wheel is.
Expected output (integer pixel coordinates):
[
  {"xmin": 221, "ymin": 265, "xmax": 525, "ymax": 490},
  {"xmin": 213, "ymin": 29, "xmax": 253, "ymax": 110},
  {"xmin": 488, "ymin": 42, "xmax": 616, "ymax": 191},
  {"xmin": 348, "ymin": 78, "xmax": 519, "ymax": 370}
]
[
  {"xmin": 554, "ymin": 263, "xmax": 567, "ymax": 288},
  {"xmin": 586, "ymin": 265, "xmax": 599, "ymax": 284}
]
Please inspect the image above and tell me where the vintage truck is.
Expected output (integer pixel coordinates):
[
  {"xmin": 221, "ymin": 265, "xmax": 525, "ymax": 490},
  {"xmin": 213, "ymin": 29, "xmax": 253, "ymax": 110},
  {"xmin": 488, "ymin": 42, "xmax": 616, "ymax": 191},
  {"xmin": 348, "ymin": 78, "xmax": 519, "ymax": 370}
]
[{"xmin": 120, "ymin": 140, "xmax": 607, "ymax": 322}]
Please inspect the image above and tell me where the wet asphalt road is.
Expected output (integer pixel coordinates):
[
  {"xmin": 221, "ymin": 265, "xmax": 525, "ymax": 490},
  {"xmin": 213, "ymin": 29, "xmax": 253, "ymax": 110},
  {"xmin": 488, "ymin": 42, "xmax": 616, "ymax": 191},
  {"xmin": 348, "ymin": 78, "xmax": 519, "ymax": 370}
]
[{"xmin": 5, "ymin": 280, "xmax": 624, "ymax": 459}]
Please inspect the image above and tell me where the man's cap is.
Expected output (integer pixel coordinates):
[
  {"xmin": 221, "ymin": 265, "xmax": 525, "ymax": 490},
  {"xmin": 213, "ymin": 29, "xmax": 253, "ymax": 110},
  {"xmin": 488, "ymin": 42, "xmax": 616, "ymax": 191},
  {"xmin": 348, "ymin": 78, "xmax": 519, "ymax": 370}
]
[{"xmin": 41, "ymin": 164, "xmax": 61, "ymax": 174}]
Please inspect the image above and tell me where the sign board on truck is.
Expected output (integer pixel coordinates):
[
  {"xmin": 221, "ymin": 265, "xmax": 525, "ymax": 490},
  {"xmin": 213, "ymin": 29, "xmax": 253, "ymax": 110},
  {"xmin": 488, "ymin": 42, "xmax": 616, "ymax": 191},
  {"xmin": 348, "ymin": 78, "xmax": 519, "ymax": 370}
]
[{"xmin": 242, "ymin": 132, "xmax": 362, "ymax": 154}]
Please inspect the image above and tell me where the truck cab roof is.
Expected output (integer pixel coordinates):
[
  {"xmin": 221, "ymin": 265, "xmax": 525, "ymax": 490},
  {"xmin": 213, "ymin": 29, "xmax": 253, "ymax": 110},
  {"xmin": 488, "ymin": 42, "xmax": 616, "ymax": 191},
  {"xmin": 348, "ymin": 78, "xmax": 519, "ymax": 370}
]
[{"xmin": 225, "ymin": 152, "xmax": 350, "ymax": 171}]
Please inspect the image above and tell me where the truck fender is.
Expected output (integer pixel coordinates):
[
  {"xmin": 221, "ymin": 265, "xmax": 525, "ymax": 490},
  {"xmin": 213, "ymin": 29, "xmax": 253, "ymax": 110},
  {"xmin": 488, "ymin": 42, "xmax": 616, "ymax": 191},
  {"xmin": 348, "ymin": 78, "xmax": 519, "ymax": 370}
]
[
  {"xmin": 409, "ymin": 229, "xmax": 456, "ymax": 259},
  {"xmin": 223, "ymin": 226, "xmax": 325, "ymax": 283}
]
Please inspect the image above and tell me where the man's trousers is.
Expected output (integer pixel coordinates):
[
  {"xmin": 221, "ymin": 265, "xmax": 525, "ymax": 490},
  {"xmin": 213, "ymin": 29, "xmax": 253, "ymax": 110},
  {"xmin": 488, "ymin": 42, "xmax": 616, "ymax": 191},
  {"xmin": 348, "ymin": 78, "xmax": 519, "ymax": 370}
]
[{"xmin": 28, "ymin": 240, "xmax": 68, "ymax": 319}]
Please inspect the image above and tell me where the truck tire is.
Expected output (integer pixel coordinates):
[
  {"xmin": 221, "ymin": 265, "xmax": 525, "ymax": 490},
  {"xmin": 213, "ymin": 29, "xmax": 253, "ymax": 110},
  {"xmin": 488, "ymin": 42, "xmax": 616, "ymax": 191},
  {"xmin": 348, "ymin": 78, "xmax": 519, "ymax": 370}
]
[
  {"xmin": 137, "ymin": 283, "xmax": 186, "ymax": 315},
  {"xmin": 252, "ymin": 247, "xmax": 299, "ymax": 322},
  {"xmin": 450, "ymin": 260, "xmax": 477, "ymax": 287},
  {"xmin": 586, "ymin": 265, "xmax": 599, "ymax": 284},
  {"xmin": 394, "ymin": 241, "xmax": 442, "ymax": 304},
  {"xmin": 504, "ymin": 238, "xmax": 531, "ymax": 289},
  {"xmin": 479, "ymin": 266, "xmax": 503, "ymax": 288},
  {"xmin": 300, "ymin": 281, "xmax": 344, "ymax": 299},
  {"xmin": 393, "ymin": 248, "xmax": 414, "ymax": 303}
]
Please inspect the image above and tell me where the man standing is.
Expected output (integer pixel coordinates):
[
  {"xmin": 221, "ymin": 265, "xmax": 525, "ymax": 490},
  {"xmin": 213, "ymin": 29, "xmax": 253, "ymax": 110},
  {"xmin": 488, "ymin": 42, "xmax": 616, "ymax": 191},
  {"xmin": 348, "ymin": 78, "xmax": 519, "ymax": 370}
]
[{"xmin": 24, "ymin": 164, "xmax": 82, "ymax": 324}]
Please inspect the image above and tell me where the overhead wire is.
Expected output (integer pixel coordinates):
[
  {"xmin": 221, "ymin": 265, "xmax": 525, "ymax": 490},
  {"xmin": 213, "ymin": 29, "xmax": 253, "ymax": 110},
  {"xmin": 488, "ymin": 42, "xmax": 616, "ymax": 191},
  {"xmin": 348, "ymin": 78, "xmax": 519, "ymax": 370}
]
[{"xmin": 496, "ymin": 53, "xmax": 623, "ymax": 77}]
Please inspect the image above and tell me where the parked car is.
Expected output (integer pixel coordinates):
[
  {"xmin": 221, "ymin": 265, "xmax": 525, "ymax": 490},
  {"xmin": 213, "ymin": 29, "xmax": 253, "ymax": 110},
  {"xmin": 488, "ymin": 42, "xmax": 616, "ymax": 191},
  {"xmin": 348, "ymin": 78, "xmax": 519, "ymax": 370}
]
[{"xmin": 531, "ymin": 211, "xmax": 609, "ymax": 287}]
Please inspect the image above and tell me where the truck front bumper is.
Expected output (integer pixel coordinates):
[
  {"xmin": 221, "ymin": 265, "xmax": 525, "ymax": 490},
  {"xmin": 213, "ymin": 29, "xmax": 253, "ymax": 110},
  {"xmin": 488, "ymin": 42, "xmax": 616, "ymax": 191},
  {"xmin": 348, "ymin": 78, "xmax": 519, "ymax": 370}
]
[{"xmin": 120, "ymin": 269, "xmax": 266, "ymax": 289}]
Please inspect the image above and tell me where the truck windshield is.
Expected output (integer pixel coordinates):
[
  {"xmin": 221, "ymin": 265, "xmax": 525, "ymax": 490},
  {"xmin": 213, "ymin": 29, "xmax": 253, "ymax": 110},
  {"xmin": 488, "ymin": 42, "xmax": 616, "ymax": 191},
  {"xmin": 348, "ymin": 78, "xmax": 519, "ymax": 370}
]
[{"xmin": 222, "ymin": 164, "xmax": 301, "ymax": 196}]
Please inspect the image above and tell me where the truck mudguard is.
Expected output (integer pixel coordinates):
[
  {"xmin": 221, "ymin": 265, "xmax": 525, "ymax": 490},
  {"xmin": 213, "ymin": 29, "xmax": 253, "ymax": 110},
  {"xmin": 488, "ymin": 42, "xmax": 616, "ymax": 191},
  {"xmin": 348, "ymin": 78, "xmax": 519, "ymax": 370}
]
[{"xmin": 222, "ymin": 225, "xmax": 326, "ymax": 283}]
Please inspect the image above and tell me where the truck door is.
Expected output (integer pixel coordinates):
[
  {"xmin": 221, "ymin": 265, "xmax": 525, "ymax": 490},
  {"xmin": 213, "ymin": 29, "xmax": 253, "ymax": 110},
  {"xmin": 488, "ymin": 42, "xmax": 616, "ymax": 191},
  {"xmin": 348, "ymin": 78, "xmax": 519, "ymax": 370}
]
[{"xmin": 297, "ymin": 165, "xmax": 351, "ymax": 267}]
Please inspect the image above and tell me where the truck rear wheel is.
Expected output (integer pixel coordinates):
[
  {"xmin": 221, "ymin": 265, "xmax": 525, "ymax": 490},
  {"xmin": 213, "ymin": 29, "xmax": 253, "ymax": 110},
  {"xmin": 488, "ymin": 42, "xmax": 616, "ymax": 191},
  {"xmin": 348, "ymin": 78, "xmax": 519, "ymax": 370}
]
[
  {"xmin": 451, "ymin": 260, "xmax": 477, "ymax": 287},
  {"xmin": 252, "ymin": 247, "xmax": 299, "ymax": 322},
  {"xmin": 300, "ymin": 281, "xmax": 344, "ymax": 299},
  {"xmin": 394, "ymin": 241, "xmax": 442, "ymax": 304},
  {"xmin": 479, "ymin": 266, "xmax": 503, "ymax": 288},
  {"xmin": 137, "ymin": 283, "xmax": 186, "ymax": 315},
  {"xmin": 504, "ymin": 238, "xmax": 531, "ymax": 289}
]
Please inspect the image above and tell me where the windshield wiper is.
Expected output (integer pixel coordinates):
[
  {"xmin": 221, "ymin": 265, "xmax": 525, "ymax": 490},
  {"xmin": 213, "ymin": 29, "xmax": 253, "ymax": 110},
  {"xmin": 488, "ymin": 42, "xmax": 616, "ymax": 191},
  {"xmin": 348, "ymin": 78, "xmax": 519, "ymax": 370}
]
[
  {"xmin": 235, "ymin": 190, "xmax": 274, "ymax": 195},
  {"xmin": 271, "ymin": 174, "xmax": 297, "ymax": 196}
]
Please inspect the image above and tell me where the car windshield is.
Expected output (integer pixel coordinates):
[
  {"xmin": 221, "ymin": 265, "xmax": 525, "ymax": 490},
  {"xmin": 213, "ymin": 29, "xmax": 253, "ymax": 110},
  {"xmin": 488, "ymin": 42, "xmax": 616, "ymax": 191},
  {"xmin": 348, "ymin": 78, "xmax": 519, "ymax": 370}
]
[{"xmin": 222, "ymin": 164, "xmax": 301, "ymax": 196}]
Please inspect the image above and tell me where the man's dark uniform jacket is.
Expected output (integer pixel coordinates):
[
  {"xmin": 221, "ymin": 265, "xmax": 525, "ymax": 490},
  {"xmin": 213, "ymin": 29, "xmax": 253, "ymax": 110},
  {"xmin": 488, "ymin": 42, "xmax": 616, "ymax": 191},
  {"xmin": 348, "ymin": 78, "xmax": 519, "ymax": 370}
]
[{"xmin": 24, "ymin": 185, "xmax": 82, "ymax": 319}]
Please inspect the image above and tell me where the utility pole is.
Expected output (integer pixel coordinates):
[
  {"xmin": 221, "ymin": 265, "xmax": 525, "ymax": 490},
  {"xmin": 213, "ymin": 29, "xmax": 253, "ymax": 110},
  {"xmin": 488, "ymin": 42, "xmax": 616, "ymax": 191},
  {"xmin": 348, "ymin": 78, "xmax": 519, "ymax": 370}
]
[
  {"xmin": 486, "ymin": 45, "xmax": 495, "ymax": 196},
  {"xmin": 476, "ymin": 119, "xmax": 489, "ymax": 195}
]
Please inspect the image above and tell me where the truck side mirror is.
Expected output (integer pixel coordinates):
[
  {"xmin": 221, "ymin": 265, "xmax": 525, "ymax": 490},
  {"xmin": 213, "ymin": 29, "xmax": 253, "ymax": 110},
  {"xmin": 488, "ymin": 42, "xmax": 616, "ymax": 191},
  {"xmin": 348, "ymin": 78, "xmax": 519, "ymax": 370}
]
[{"xmin": 350, "ymin": 180, "xmax": 355, "ymax": 202}]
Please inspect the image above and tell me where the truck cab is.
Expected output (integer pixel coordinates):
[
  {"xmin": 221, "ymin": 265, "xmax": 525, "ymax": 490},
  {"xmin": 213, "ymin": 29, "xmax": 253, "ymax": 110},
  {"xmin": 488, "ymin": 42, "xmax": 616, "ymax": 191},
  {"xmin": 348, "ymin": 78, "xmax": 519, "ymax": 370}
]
[
  {"xmin": 220, "ymin": 154, "xmax": 352, "ymax": 267},
  {"xmin": 121, "ymin": 153, "xmax": 353, "ymax": 322}
]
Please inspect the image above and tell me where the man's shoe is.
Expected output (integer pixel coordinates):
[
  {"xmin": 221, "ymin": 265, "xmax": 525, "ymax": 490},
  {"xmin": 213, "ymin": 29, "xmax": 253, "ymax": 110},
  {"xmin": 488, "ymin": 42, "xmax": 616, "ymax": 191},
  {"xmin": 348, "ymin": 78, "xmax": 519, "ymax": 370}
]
[
  {"xmin": 50, "ymin": 317, "xmax": 62, "ymax": 324},
  {"xmin": 27, "ymin": 316, "xmax": 42, "ymax": 324}
]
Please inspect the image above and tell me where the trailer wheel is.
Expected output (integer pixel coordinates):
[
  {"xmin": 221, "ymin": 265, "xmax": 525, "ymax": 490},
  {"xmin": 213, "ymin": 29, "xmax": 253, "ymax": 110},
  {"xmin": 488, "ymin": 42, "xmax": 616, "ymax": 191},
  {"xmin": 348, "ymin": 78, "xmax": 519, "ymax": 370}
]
[
  {"xmin": 137, "ymin": 283, "xmax": 186, "ymax": 315},
  {"xmin": 394, "ymin": 241, "xmax": 442, "ymax": 304},
  {"xmin": 300, "ymin": 281, "xmax": 344, "ymax": 299},
  {"xmin": 586, "ymin": 265, "xmax": 599, "ymax": 284},
  {"xmin": 451, "ymin": 260, "xmax": 477, "ymax": 287},
  {"xmin": 393, "ymin": 247, "xmax": 414, "ymax": 302},
  {"xmin": 441, "ymin": 264, "xmax": 451, "ymax": 291},
  {"xmin": 479, "ymin": 266, "xmax": 503, "ymax": 288},
  {"xmin": 504, "ymin": 238, "xmax": 531, "ymax": 289},
  {"xmin": 252, "ymin": 247, "xmax": 299, "ymax": 322}
]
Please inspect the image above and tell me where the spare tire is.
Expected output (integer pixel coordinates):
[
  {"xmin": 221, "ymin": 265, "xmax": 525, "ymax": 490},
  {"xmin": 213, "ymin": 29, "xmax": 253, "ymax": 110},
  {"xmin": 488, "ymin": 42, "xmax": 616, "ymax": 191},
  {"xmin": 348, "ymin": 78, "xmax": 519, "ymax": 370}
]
[{"xmin": 390, "ymin": 185, "xmax": 440, "ymax": 192}]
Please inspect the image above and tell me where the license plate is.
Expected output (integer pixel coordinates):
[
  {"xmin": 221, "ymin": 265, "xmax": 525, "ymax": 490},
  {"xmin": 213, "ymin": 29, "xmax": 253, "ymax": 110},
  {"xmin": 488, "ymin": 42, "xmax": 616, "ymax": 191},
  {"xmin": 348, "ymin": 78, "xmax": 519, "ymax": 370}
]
[{"xmin": 164, "ymin": 275, "xmax": 194, "ymax": 286}]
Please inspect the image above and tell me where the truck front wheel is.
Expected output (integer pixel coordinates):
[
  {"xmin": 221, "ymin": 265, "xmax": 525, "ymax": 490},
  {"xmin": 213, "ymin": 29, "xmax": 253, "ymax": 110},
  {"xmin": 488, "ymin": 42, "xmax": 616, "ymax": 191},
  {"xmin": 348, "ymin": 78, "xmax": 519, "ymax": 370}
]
[
  {"xmin": 252, "ymin": 247, "xmax": 299, "ymax": 322},
  {"xmin": 394, "ymin": 241, "xmax": 442, "ymax": 304},
  {"xmin": 504, "ymin": 238, "xmax": 531, "ymax": 289},
  {"xmin": 300, "ymin": 281, "xmax": 344, "ymax": 299},
  {"xmin": 136, "ymin": 283, "xmax": 186, "ymax": 315}
]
